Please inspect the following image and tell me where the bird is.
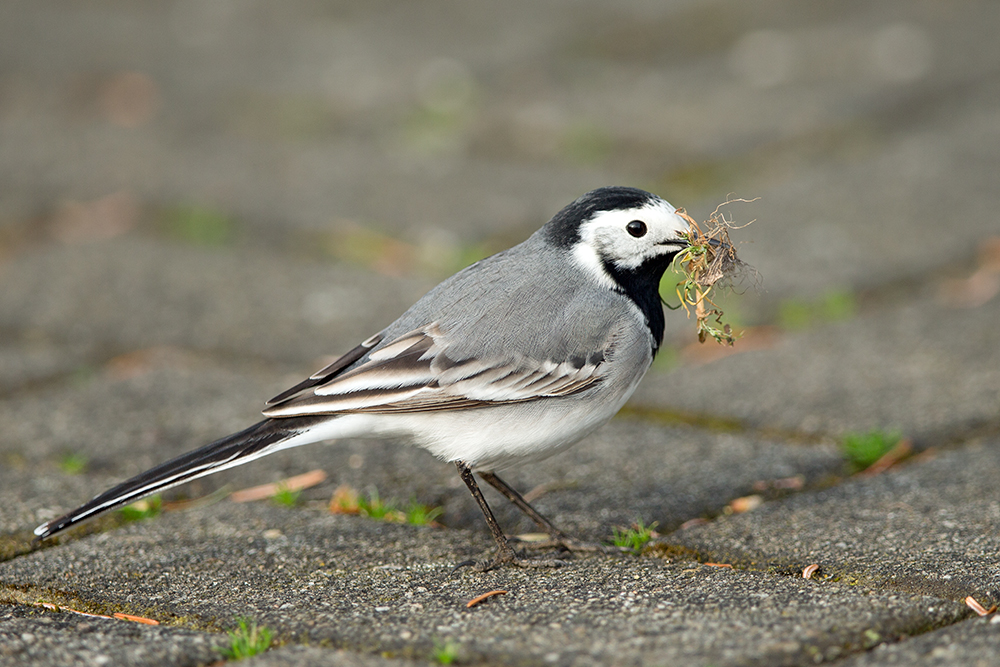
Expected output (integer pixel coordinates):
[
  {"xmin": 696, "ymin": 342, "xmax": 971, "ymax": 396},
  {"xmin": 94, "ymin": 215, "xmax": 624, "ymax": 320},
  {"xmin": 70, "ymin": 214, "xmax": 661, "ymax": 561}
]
[{"xmin": 34, "ymin": 186, "xmax": 693, "ymax": 570}]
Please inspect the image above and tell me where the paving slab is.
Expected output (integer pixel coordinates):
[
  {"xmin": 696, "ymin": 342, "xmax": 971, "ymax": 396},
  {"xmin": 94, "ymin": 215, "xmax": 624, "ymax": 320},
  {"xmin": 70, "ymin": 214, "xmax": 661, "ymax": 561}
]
[
  {"xmin": 709, "ymin": 74, "xmax": 1000, "ymax": 301},
  {"xmin": 670, "ymin": 439, "xmax": 1000, "ymax": 605},
  {"xmin": 242, "ymin": 646, "xmax": 431, "ymax": 667},
  {"xmin": 0, "ymin": 347, "xmax": 285, "ymax": 474},
  {"xmin": 0, "ymin": 603, "xmax": 223, "ymax": 667},
  {"xmin": 0, "ymin": 238, "xmax": 431, "ymax": 366},
  {"xmin": 841, "ymin": 615, "xmax": 1000, "ymax": 667},
  {"xmin": 0, "ymin": 501, "xmax": 970, "ymax": 667},
  {"xmin": 0, "ymin": 336, "xmax": 97, "ymax": 397},
  {"xmin": 0, "ymin": 468, "xmax": 122, "ymax": 540},
  {"xmin": 638, "ymin": 295, "xmax": 1000, "ymax": 439}
]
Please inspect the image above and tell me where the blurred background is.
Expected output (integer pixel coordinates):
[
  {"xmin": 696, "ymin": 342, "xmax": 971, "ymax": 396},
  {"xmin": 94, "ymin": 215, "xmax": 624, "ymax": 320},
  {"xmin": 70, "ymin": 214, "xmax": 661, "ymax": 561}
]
[
  {"xmin": 1, "ymin": 0, "xmax": 998, "ymax": 387},
  {"xmin": 1, "ymin": 0, "xmax": 1000, "ymax": 550}
]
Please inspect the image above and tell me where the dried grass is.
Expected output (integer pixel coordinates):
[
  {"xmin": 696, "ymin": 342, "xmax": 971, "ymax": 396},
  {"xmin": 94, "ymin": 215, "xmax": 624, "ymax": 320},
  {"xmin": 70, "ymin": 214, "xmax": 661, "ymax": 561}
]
[{"xmin": 671, "ymin": 198, "xmax": 759, "ymax": 345}]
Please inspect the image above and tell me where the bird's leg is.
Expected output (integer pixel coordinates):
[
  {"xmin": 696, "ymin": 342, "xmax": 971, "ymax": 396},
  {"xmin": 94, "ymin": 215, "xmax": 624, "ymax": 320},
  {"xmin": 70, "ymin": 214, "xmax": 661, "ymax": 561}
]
[
  {"xmin": 454, "ymin": 462, "xmax": 564, "ymax": 571},
  {"xmin": 478, "ymin": 471, "xmax": 622, "ymax": 554},
  {"xmin": 477, "ymin": 471, "xmax": 566, "ymax": 537}
]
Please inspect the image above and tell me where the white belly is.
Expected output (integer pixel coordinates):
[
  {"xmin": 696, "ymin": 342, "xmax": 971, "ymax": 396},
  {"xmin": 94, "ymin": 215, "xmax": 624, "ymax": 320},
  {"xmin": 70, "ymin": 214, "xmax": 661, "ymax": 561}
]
[{"xmin": 290, "ymin": 366, "xmax": 644, "ymax": 472}]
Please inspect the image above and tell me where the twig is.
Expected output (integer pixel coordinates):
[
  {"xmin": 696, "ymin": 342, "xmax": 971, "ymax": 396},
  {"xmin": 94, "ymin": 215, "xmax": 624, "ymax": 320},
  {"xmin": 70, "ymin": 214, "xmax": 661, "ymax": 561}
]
[{"xmin": 467, "ymin": 590, "xmax": 508, "ymax": 608}]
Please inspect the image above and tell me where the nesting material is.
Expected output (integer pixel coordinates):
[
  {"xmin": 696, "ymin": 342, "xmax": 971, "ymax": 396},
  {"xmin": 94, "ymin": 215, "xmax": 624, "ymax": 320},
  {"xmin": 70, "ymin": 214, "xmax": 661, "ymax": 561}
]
[{"xmin": 671, "ymin": 199, "xmax": 758, "ymax": 345}]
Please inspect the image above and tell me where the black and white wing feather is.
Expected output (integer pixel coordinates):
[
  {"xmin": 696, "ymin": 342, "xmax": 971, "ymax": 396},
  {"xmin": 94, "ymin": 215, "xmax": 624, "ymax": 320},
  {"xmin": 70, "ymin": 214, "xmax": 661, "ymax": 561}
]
[{"xmin": 262, "ymin": 324, "xmax": 606, "ymax": 417}]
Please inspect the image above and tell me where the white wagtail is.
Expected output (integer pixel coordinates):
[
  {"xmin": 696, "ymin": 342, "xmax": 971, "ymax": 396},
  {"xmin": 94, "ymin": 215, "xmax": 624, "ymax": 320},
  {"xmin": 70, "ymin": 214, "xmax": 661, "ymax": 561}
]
[{"xmin": 34, "ymin": 186, "xmax": 693, "ymax": 569}]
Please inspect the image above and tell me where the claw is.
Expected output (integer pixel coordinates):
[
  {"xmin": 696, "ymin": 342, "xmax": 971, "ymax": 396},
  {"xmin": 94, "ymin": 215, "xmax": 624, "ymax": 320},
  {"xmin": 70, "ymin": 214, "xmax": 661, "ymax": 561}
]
[
  {"xmin": 452, "ymin": 559, "xmax": 478, "ymax": 572},
  {"xmin": 518, "ymin": 535, "xmax": 627, "ymax": 555},
  {"xmin": 473, "ymin": 551, "xmax": 567, "ymax": 572}
]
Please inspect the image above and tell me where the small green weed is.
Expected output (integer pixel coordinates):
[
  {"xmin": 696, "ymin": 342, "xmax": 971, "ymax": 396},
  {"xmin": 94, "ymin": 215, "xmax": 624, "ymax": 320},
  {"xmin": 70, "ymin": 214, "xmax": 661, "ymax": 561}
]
[
  {"xmin": 330, "ymin": 485, "xmax": 443, "ymax": 525},
  {"xmin": 432, "ymin": 638, "xmax": 460, "ymax": 665},
  {"xmin": 118, "ymin": 495, "xmax": 162, "ymax": 523},
  {"xmin": 778, "ymin": 289, "xmax": 857, "ymax": 330},
  {"xmin": 404, "ymin": 498, "xmax": 444, "ymax": 526},
  {"xmin": 161, "ymin": 205, "xmax": 233, "ymax": 246},
  {"xmin": 218, "ymin": 618, "xmax": 273, "ymax": 660},
  {"xmin": 612, "ymin": 519, "xmax": 659, "ymax": 554},
  {"xmin": 270, "ymin": 483, "xmax": 302, "ymax": 508},
  {"xmin": 862, "ymin": 629, "xmax": 882, "ymax": 648},
  {"xmin": 58, "ymin": 453, "xmax": 88, "ymax": 475},
  {"xmin": 778, "ymin": 299, "xmax": 812, "ymax": 330},
  {"xmin": 358, "ymin": 488, "xmax": 402, "ymax": 521},
  {"xmin": 842, "ymin": 429, "xmax": 902, "ymax": 472}
]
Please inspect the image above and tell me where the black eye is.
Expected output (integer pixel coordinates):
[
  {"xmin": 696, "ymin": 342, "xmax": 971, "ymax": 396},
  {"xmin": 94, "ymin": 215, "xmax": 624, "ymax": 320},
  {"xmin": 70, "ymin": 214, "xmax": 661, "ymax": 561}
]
[{"xmin": 626, "ymin": 220, "xmax": 647, "ymax": 238}]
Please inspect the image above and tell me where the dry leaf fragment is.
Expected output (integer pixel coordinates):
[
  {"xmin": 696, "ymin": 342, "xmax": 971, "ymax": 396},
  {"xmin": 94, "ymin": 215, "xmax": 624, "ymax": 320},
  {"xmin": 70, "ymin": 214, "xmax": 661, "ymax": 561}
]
[
  {"xmin": 466, "ymin": 590, "xmax": 508, "ymax": 608},
  {"xmin": 679, "ymin": 518, "xmax": 709, "ymax": 530},
  {"xmin": 513, "ymin": 533, "xmax": 552, "ymax": 543},
  {"xmin": 965, "ymin": 596, "xmax": 997, "ymax": 616},
  {"xmin": 113, "ymin": 612, "xmax": 160, "ymax": 625},
  {"xmin": 752, "ymin": 475, "xmax": 805, "ymax": 493},
  {"xmin": 802, "ymin": 564, "xmax": 820, "ymax": 579},
  {"xmin": 50, "ymin": 190, "xmax": 139, "ymax": 243},
  {"xmin": 329, "ymin": 484, "xmax": 361, "ymax": 514},
  {"xmin": 230, "ymin": 469, "xmax": 328, "ymax": 503},
  {"xmin": 728, "ymin": 495, "xmax": 763, "ymax": 514},
  {"xmin": 937, "ymin": 237, "xmax": 1000, "ymax": 308},
  {"xmin": 704, "ymin": 562, "xmax": 733, "ymax": 568}
]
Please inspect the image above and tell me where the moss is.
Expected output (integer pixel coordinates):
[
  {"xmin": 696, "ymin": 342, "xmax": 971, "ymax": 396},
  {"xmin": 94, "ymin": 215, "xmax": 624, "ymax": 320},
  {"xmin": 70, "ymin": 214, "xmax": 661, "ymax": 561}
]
[{"xmin": 642, "ymin": 542, "xmax": 704, "ymax": 561}]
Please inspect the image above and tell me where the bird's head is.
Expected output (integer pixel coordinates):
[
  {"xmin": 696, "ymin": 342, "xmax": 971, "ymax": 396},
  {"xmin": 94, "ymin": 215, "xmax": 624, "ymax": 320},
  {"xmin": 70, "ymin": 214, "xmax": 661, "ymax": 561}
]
[{"xmin": 543, "ymin": 186, "xmax": 689, "ymax": 291}]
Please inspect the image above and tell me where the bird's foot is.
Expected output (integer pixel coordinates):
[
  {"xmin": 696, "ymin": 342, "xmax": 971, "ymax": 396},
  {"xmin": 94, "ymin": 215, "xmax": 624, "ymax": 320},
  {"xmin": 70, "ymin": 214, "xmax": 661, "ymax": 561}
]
[
  {"xmin": 453, "ymin": 543, "xmax": 569, "ymax": 572},
  {"xmin": 478, "ymin": 551, "xmax": 568, "ymax": 572},
  {"xmin": 513, "ymin": 533, "xmax": 628, "ymax": 555}
]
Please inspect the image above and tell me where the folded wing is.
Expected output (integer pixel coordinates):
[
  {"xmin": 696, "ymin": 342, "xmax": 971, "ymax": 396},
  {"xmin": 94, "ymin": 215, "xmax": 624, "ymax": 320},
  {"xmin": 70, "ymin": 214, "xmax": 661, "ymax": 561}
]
[{"xmin": 262, "ymin": 324, "xmax": 604, "ymax": 417}]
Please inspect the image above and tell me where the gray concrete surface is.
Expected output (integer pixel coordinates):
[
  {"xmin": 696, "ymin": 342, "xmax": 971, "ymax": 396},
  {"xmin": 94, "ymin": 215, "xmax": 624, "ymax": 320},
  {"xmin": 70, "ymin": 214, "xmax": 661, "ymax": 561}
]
[
  {"xmin": 0, "ymin": 503, "xmax": 972, "ymax": 667},
  {"xmin": 634, "ymin": 296, "xmax": 1000, "ymax": 439},
  {"xmin": 0, "ymin": 604, "xmax": 224, "ymax": 667},
  {"xmin": 2, "ymin": 0, "xmax": 999, "ymax": 666},
  {"xmin": 842, "ymin": 616, "xmax": 1000, "ymax": 667},
  {"xmin": 671, "ymin": 440, "xmax": 1000, "ymax": 600}
]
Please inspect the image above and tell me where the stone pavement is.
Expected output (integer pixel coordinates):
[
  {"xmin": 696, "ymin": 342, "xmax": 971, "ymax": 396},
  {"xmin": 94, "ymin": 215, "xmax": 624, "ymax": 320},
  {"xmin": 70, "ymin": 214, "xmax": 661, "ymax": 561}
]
[{"xmin": 2, "ymin": 1, "xmax": 999, "ymax": 665}]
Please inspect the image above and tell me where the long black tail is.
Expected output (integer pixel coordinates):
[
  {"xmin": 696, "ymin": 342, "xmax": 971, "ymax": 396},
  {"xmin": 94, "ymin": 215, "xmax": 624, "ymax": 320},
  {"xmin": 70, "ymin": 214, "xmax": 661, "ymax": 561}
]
[{"xmin": 34, "ymin": 415, "xmax": 329, "ymax": 541}]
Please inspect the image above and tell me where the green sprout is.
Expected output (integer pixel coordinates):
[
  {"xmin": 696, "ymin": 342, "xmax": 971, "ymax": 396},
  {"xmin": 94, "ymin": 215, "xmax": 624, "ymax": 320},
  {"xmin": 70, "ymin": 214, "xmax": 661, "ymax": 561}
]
[
  {"xmin": 404, "ymin": 498, "xmax": 444, "ymax": 526},
  {"xmin": 58, "ymin": 452, "xmax": 88, "ymax": 475},
  {"xmin": 357, "ymin": 488, "xmax": 402, "ymax": 521},
  {"xmin": 331, "ymin": 485, "xmax": 443, "ymax": 525},
  {"xmin": 842, "ymin": 430, "xmax": 903, "ymax": 472},
  {"xmin": 432, "ymin": 638, "xmax": 460, "ymax": 665},
  {"xmin": 118, "ymin": 495, "xmax": 162, "ymax": 523},
  {"xmin": 218, "ymin": 618, "xmax": 273, "ymax": 660},
  {"xmin": 270, "ymin": 483, "xmax": 302, "ymax": 508},
  {"xmin": 161, "ymin": 204, "xmax": 233, "ymax": 246},
  {"xmin": 612, "ymin": 519, "xmax": 659, "ymax": 555},
  {"xmin": 779, "ymin": 289, "xmax": 857, "ymax": 330}
]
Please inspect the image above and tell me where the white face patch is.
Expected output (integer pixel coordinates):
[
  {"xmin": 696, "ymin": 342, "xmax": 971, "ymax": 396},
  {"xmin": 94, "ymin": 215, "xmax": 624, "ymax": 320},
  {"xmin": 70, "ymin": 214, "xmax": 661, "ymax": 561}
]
[{"xmin": 571, "ymin": 197, "xmax": 689, "ymax": 285}]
